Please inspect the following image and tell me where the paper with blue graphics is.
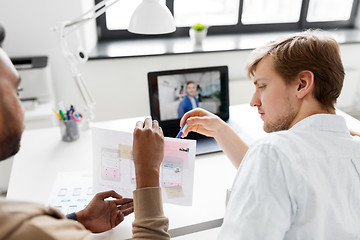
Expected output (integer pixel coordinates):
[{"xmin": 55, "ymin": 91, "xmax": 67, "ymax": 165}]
[
  {"xmin": 47, "ymin": 171, "xmax": 93, "ymax": 216},
  {"xmin": 92, "ymin": 127, "xmax": 196, "ymax": 206}
]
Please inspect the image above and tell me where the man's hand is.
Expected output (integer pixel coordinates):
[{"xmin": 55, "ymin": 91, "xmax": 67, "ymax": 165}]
[
  {"xmin": 179, "ymin": 108, "xmax": 227, "ymax": 138},
  {"xmin": 133, "ymin": 118, "xmax": 164, "ymax": 189},
  {"xmin": 76, "ymin": 190, "xmax": 133, "ymax": 233},
  {"xmin": 180, "ymin": 108, "xmax": 249, "ymax": 169}
]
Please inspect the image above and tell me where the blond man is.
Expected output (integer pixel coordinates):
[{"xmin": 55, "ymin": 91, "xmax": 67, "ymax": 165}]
[{"xmin": 133, "ymin": 30, "xmax": 360, "ymax": 239}]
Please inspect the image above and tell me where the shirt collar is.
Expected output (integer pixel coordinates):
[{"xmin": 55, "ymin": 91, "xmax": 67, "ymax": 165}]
[{"xmin": 290, "ymin": 114, "xmax": 350, "ymax": 135}]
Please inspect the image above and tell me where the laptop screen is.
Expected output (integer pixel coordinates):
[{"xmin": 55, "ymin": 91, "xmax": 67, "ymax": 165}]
[{"xmin": 148, "ymin": 66, "xmax": 229, "ymax": 138}]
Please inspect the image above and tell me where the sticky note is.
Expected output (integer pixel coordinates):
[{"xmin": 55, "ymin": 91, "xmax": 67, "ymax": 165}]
[
  {"xmin": 165, "ymin": 186, "xmax": 184, "ymax": 199},
  {"xmin": 118, "ymin": 144, "xmax": 133, "ymax": 160}
]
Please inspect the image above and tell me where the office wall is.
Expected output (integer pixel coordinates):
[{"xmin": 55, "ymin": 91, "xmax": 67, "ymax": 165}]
[
  {"xmin": 79, "ymin": 50, "xmax": 254, "ymax": 121},
  {"xmin": 1, "ymin": 1, "xmax": 360, "ymax": 123},
  {"xmin": 0, "ymin": 0, "xmax": 97, "ymax": 112}
]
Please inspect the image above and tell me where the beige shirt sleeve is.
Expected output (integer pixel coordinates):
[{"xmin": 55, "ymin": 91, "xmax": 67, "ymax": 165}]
[
  {"xmin": 132, "ymin": 187, "xmax": 170, "ymax": 240},
  {"xmin": 0, "ymin": 199, "xmax": 91, "ymax": 240}
]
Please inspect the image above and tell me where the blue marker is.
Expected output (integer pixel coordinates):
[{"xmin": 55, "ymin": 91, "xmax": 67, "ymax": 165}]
[{"xmin": 176, "ymin": 122, "xmax": 188, "ymax": 138}]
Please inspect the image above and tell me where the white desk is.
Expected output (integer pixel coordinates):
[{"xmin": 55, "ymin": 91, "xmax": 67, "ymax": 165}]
[{"xmin": 7, "ymin": 104, "xmax": 360, "ymax": 239}]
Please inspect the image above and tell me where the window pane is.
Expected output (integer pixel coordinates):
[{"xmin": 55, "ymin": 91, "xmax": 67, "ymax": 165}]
[
  {"xmin": 174, "ymin": 0, "xmax": 240, "ymax": 27},
  {"xmin": 105, "ymin": 0, "xmax": 165, "ymax": 30},
  {"xmin": 242, "ymin": 0, "xmax": 302, "ymax": 24},
  {"xmin": 307, "ymin": 0, "xmax": 354, "ymax": 22}
]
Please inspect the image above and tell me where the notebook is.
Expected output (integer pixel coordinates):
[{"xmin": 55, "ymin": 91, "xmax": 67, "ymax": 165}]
[{"xmin": 147, "ymin": 66, "xmax": 230, "ymax": 155}]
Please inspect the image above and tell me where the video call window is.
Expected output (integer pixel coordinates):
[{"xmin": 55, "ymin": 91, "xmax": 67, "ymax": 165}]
[{"xmin": 157, "ymin": 71, "xmax": 221, "ymax": 121}]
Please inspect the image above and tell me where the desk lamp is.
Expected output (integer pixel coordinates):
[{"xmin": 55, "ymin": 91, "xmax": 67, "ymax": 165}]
[{"xmin": 54, "ymin": 0, "xmax": 175, "ymax": 127}]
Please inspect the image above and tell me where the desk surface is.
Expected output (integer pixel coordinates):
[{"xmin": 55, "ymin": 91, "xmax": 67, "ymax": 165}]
[{"xmin": 7, "ymin": 104, "xmax": 360, "ymax": 239}]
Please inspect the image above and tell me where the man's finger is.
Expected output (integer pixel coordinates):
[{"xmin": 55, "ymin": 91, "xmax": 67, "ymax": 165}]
[
  {"xmin": 117, "ymin": 201, "xmax": 134, "ymax": 211},
  {"xmin": 158, "ymin": 126, "xmax": 164, "ymax": 138},
  {"xmin": 182, "ymin": 117, "xmax": 209, "ymax": 137},
  {"xmin": 152, "ymin": 120, "xmax": 163, "ymax": 137},
  {"xmin": 180, "ymin": 114, "xmax": 190, "ymax": 127},
  {"xmin": 144, "ymin": 117, "xmax": 152, "ymax": 129},
  {"xmin": 186, "ymin": 116, "xmax": 209, "ymax": 125},
  {"xmin": 115, "ymin": 211, "xmax": 125, "ymax": 225},
  {"xmin": 96, "ymin": 190, "xmax": 122, "ymax": 200},
  {"xmin": 135, "ymin": 121, "xmax": 143, "ymax": 129},
  {"xmin": 180, "ymin": 108, "xmax": 204, "ymax": 127},
  {"xmin": 114, "ymin": 198, "xmax": 133, "ymax": 206},
  {"xmin": 121, "ymin": 206, "xmax": 134, "ymax": 216},
  {"xmin": 153, "ymin": 120, "xmax": 159, "ymax": 128}
]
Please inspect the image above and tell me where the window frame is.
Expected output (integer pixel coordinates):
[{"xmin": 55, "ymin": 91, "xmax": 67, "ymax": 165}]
[{"xmin": 95, "ymin": 0, "xmax": 360, "ymax": 41}]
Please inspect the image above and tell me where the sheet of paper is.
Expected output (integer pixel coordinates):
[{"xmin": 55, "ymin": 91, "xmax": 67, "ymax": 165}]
[
  {"xmin": 92, "ymin": 127, "xmax": 196, "ymax": 206},
  {"xmin": 46, "ymin": 171, "xmax": 93, "ymax": 215}
]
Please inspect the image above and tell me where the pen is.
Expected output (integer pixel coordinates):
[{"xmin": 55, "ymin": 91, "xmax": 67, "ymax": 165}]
[
  {"xmin": 59, "ymin": 110, "xmax": 66, "ymax": 120},
  {"xmin": 66, "ymin": 110, "xmax": 71, "ymax": 120},
  {"xmin": 176, "ymin": 122, "xmax": 188, "ymax": 138}
]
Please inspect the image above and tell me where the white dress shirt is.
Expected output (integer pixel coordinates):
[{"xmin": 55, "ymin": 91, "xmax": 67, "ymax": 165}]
[
  {"xmin": 218, "ymin": 114, "xmax": 360, "ymax": 240},
  {"xmin": 189, "ymin": 97, "xmax": 197, "ymax": 109}
]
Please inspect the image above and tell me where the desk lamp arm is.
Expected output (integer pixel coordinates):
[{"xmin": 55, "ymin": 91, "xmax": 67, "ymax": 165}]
[
  {"xmin": 55, "ymin": 0, "xmax": 121, "ymax": 124},
  {"xmin": 63, "ymin": 0, "xmax": 119, "ymax": 37},
  {"xmin": 54, "ymin": 0, "xmax": 175, "ymax": 126}
]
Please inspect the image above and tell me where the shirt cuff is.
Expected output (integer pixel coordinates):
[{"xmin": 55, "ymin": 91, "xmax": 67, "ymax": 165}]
[{"xmin": 133, "ymin": 187, "xmax": 164, "ymax": 219}]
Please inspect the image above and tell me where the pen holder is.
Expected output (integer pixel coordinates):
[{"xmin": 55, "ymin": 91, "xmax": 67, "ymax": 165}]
[{"xmin": 60, "ymin": 120, "xmax": 79, "ymax": 142}]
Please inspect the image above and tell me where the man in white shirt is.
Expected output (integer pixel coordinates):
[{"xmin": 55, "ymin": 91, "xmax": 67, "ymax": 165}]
[
  {"xmin": 132, "ymin": 29, "xmax": 360, "ymax": 239},
  {"xmin": 179, "ymin": 29, "xmax": 360, "ymax": 239}
]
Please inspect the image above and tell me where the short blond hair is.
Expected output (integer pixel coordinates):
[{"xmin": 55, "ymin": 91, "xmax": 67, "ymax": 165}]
[{"xmin": 247, "ymin": 29, "xmax": 344, "ymax": 110}]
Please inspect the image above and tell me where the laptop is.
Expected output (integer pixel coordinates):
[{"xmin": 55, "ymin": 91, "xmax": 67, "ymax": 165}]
[{"xmin": 147, "ymin": 66, "xmax": 231, "ymax": 155}]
